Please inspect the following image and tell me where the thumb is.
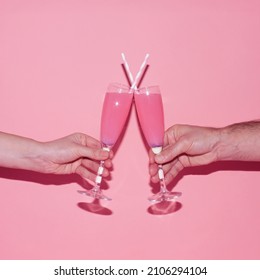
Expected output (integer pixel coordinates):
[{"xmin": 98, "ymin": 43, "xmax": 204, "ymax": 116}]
[
  {"xmin": 154, "ymin": 145, "xmax": 176, "ymax": 164},
  {"xmin": 155, "ymin": 138, "xmax": 188, "ymax": 164},
  {"xmin": 77, "ymin": 146, "xmax": 109, "ymax": 160}
]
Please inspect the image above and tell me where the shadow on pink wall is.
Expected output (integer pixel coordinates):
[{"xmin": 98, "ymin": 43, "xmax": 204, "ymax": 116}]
[{"xmin": 1, "ymin": 160, "xmax": 260, "ymax": 216}]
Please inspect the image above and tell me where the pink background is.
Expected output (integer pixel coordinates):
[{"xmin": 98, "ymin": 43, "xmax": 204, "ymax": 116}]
[{"xmin": 1, "ymin": 0, "xmax": 260, "ymax": 259}]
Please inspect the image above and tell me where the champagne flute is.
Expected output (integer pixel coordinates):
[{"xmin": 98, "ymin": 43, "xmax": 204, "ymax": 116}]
[
  {"xmin": 134, "ymin": 86, "xmax": 182, "ymax": 203},
  {"xmin": 80, "ymin": 83, "xmax": 133, "ymax": 200}
]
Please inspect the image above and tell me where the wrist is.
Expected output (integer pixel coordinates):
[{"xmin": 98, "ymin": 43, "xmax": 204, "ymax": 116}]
[
  {"xmin": 216, "ymin": 121, "xmax": 260, "ymax": 161},
  {"xmin": 215, "ymin": 126, "xmax": 238, "ymax": 161},
  {"xmin": 24, "ymin": 140, "xmax": 48, "ymax": 173},
  {"xmin": 0, "ymin": 132, "xmax": 47, "ymax": 172}
]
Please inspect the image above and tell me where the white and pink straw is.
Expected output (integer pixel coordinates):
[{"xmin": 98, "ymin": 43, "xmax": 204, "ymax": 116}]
[{"xmin": 121, "ymin": 53, "xmax": 149, "ymax": 90}]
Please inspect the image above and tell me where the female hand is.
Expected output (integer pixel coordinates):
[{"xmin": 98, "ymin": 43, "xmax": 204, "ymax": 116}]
[{"xmin": 0, "ymin": 132, "xmax": 112, "ymax": 182}]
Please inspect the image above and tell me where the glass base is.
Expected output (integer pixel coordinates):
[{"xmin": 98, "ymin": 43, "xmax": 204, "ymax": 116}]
[
  {"xmin": 78, "ymin": 190, "xmax": 112, "ymax": 201},
  {"xmin": 148, "ymin": 191, "xmax": 182, "ymax": 203}
]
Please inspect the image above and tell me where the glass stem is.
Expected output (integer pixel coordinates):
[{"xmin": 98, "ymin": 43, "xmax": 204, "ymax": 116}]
[
  {"xmin": 94, "ymin": 160, "xmax": 105, "ymax": 192},
  {"xmin": 93, "ymin": 146, "xmax": 110, "ymax": 192},
  {"xmin": 158, "ymin": 164, "xmax": 167, "ymax": 193}
]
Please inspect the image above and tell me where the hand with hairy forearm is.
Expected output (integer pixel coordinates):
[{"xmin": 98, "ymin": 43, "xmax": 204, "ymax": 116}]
[
  {"xmin": 149, "ymin": 121, "xmax": 260, "ymax": 184},
  {"xmin": 0, "ymin": 132, "xmax": 112, "ymax": 182}
]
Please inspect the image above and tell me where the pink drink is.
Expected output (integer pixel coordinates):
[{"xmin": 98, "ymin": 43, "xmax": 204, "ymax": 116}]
[
  {"xmin": 134, "ymin": 91, "xmax": 164, "ymax": 148},
  {"xmin": 101, "ymin": 91, "xmax": 133, "ymax": 147}
]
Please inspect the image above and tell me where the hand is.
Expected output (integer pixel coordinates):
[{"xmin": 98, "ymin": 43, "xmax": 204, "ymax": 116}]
[
  {"xmin": 149, "ymin": 124, "xmax": 221, "ymax": 184},
  {"xmin": 40, "ymin": 133, "xmax": 113, "ymax": 182}
]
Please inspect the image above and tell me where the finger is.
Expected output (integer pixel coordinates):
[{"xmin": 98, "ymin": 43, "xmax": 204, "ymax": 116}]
[
  {"xmin": 154, "ymin": 145, "xmax": 176, "ymax": 164},
  {"xmin": 163, "ymin": 173, "xmax": 174, "ymax": 185},
  {"xmin": 149, "ymin": 161, "xmax": 174, "ymax": 177},
  {"xmin": 149, "ymin": 163, "xmax": 158, "ymax": 177},
  {"xmin": 164, "ymin": 160, "xmax": 185, "ymax": 184},
  {"xmin": 148, "ymin": 149, "xmax": 156, "ymax": 164},
  {"xmin": 150, "ymin": 159, "xmax": 182, "ymax": 184},
  {"xmin": 81, "ymin": 159, "xmax": 110, "ymax": 177},
  {"xmin": 163, "ymin": 130, "xmax": 171, "ymax": 146},
  {"xmin": 85, "ymin": 136, "xmax": 102, "ymax": 148},
  {"xmin": 155, "ymin": 137, "xmax": 190, "ymax": 164},
  {"xmin": 108, "ymin": 149, "xmax": 114, "ymax": 159},
  {"xmin": 77, "ymin": 146, "xmax": 110, "ymax": 161},
  {"xmin": 71, "ymin": 133, "xmax": 102, "ymax": 148},
  {"xmin": 103, "ymin": 159, "xmax": 113, "ymax": 169},
  {"xmin": 75, "ymin": 165, "xmax": 97, "ymax": 182},
  {"xmin": 150, "ymin": 161, "xmax": 176, "ymax": 183},
  {"xmin": 84, "ymin": 136, "xmax": 114, "ymax": 160}
]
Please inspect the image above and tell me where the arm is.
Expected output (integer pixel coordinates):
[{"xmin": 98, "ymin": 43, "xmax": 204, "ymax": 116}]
[
  {"xmin": 216, "ymin": 121, "xmax": 260, "ymax": 161},
  {"xmin": 149, "ymin": 121, "xmax": 260, "ymax": 184},
  {"xmin": 0, "ymin": 132, "xmax": 112, "ymax": 182}
]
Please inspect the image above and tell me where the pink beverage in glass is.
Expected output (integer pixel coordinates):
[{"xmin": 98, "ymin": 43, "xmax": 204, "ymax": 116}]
[
  {"xmin": 135, "ymin": 85, "xmax": 181, "ymax": 203},
  {"xmin": 78, "ymin": 83, "xmax": 132, "ymax": 201},
  {"xmin": 101, "ymin": 84, "xmax": 133, "ymax": 148},
  {"xmin": 134, "ymin": 87, "xmax": 164, "ymax": 149}
]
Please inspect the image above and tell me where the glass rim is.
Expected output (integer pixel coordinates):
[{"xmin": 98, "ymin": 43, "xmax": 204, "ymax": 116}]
[
  {"xmin": 106, "ymin": 83, "xmax": 161, "ymax": 94},
  {"xmin": 135, "ymin": 85, "xmax": 160, "ymax": 94}
]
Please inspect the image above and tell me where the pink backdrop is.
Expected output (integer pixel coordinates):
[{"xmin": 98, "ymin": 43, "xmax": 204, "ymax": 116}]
[{"xmin": 1, "ymin": 0, "xmax": 260, "ymax": 259}]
